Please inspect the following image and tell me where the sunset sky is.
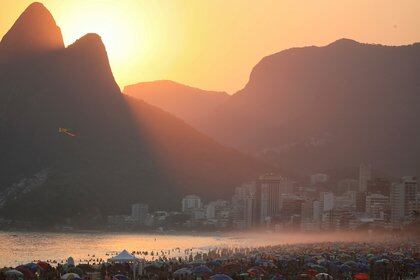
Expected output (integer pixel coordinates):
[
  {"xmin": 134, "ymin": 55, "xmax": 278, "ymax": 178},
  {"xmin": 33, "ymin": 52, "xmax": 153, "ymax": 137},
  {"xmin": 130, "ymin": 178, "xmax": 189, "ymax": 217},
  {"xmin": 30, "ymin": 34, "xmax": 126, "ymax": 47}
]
[{"xmin": 1, "ymin": 0, "xmax": 419, "ymax": 93}]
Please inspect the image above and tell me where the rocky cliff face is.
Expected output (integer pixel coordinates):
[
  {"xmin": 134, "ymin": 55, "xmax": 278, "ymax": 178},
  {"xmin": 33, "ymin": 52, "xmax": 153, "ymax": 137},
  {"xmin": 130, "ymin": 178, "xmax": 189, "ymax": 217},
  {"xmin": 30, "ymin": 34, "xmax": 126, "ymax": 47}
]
[{"xmin": 197, "ymin": 39, "xmax": 420, "ymax": 175}]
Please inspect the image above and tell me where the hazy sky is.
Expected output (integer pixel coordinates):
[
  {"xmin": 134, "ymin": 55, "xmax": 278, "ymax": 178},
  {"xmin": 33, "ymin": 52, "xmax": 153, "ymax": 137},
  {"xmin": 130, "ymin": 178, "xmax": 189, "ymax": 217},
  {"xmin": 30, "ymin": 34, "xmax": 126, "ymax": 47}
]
[{"xmin": 1, "ymin": 0, "xmax": 419, "ymax": 93}]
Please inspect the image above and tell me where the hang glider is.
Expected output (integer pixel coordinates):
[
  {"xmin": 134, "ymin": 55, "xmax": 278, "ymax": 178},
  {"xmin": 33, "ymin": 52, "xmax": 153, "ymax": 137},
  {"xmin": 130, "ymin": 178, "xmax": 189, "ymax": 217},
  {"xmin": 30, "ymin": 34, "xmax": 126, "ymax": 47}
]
[{"xmin": 58, "ymin": 127, "xmax": 76, "ymax": 137}]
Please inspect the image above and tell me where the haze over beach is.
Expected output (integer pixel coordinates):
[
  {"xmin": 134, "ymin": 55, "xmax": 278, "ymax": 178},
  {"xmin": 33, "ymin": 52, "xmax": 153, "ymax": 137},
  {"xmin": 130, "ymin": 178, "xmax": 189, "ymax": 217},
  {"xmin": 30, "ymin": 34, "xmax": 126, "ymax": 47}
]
[{"xmin": 0, "ymin": 1, "xmax": 419, "ymax": 279}]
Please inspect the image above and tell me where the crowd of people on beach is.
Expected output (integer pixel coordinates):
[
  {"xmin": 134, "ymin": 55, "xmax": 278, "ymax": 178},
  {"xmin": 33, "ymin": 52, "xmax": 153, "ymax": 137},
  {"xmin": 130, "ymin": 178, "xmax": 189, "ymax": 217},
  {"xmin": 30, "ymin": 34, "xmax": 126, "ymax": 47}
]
[{"xmin": 0, "ymin": 240, "xmax": 419, "ymax": 280}]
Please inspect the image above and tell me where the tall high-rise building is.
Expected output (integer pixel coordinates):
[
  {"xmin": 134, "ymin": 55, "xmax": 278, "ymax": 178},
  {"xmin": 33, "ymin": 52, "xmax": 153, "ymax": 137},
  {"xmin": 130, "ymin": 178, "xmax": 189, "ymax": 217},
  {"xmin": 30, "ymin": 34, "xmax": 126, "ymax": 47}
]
[
  {"xmin": 358, "ymin": 163, "xmax": 372, "ymax": 192},
  {"xmin": 321, "ymin": 192, "xmax": 334, "ymax": 211},
  {"xmin": 131, "ymin": 203, "xmax": 149, "ymax": 224},
  {"xmin": 244, "ymin": 194, "xmax": 258, "ymax": 228},
  {"xmin": 231, "ymin": 182, "xmax": 257, "ymax": 229},
  {"xmin": 390, "ymin": 176, "xmax": 418, "ymax": 228},
  {"xmin": 256, "ymin": 174, "xmax": 291, "ymax": 224},
  {"xmin": 280, "ymin": 194, "xmax": 305, "ymax": 222},
  {"xmin": 300, "ymin": 199, "xmax": 314, "ymax": 229},
  {"xmin": 181, "ymin": 195, "xmax": 202, "ymax": 212},
  {"xmin": 313, "ymin": 200, "xmax": 322, "ymax": 223},
  {"xmin": 355, "ymin": 191, "xmax": 367, "ymax": 213}
]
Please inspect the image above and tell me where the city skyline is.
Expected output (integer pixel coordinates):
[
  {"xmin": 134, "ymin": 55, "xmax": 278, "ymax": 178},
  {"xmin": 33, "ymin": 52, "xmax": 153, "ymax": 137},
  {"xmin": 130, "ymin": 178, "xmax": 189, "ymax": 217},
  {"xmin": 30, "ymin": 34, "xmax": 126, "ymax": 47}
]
[{"xmin": 105, "ymin": 164, "xmax": 419, "ymax": 233}]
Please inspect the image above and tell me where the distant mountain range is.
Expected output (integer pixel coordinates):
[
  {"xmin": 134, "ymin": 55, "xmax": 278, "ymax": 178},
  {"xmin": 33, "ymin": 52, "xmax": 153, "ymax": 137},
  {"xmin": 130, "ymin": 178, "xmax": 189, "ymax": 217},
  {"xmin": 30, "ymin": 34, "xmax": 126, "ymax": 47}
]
[
  {"xmin": 124, "ymin": 80, "xmax": 229, "ymax": 124},
  {"xmin": 0, "ymin": 3, "xmax": 270, "ymax": 224},
  {"xmin": 135, "ymin": 39, "xmax": 420, "ymax": 176}
]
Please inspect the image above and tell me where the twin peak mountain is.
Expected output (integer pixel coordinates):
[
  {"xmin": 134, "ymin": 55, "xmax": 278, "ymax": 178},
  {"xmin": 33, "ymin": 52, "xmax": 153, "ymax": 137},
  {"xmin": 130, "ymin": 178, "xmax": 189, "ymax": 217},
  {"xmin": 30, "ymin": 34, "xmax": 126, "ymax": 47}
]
[{"xmin": 0, "ymin": 3, "xmax": 269, "ymax": 223}]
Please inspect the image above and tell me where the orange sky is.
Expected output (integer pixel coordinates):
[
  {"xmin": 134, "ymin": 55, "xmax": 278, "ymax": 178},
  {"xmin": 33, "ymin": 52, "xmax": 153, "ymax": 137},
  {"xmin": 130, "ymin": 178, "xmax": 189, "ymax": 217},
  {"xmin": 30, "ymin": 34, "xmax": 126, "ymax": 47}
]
[{"xmin": 1, "ymin": 0, "xmax": 420, "ymax": 93}]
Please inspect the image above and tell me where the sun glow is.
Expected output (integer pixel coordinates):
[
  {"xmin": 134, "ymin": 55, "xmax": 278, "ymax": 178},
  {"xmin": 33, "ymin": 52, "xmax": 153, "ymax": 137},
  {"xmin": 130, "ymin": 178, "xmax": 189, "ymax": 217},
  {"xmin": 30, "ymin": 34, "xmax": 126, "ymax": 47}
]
[
  {"xmin": 58, "ymin": 1, "xmax": 147, "ymax": 71},
  {"xmin": 2, "ymin": 0, "xmax": 419, "ymax": 92},
  {"xmin": 51, "ymin": 0, "xmax": 182, "ymax": 90}
]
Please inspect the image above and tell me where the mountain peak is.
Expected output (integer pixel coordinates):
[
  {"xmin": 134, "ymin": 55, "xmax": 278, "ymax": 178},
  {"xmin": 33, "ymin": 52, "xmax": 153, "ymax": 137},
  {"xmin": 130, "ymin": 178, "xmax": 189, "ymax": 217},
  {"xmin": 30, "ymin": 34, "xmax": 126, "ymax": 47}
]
[
  {"xmin": 64, "ymin": 33, "xmax": 119, "ymax": 93},
  {"xmin": 25, "ymin": 2, "xmax": 49, "ymax": 13},
  {"xmin": 68, "ymin": 33, "xmax": 105, "ymax": 52},
  {"xmin": 66, "ymin": 33, "xmax": 109, "ymax": 64},
  {"xmin": 0, "ymin": 2, "xmax": 64, "ymax": 58},
  {"xmin": 328, "ymin": 38, "xmax": 361, "ymax": 47}
]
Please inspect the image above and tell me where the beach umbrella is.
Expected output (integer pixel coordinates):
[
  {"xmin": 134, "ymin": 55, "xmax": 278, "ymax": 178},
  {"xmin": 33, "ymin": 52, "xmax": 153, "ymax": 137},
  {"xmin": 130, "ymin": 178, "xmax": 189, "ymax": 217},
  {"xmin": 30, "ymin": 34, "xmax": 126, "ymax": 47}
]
[
  {"xmin": 190, "ymin": 259, "xmax": 206, "ymax": 266},
  {"xmin": 354, "ymin": 273, "xmax": 369, "ymax": 280},
  {"xmin": 344, "ymin": 260, "xmax": 356, "ymax": 265},
  {"xmin": 221, "ymin": 263, "xmax": 241, "ymax": 273},
  {"xmin": 306, "ymin": 269, "xmax": 318, "ymax": 277},
  {"xmin": 314, "ymin": 273, "xmax": 334, "ymax": 280},
  {"xmin": 112, "ymin": 275, "xmax": 129, "ymax": 280},
  {"xmin": 339, "ymin": 264, "xmax": 351, "ymax": 273},
  {"xmin": 67, "ymin": 267, "xmax": 83, "ymax": 276},
  {"xmin": 356, "ymin": 262, "xmax": 369, "ymax": 272},
  {"xmin": 237, "ymin": 273, "xmax": 249, "ymax": 279},
  {"xmin": 15, "ymin": 266, "xmax": 34, "ymax": 279},
  {"xmin": 310, "ymin": 264, "xmax": 326, "ymax": 273},
  {"xmin": 247, "ymin": 267, "xmax": 265, "ymax": 277},
  {"xmin": 375, "ymin": 259, "xmax": 390, "ymax": 265},
  {"xmin": 210, "ymin": 274, "xmax": 233, "ymax": 280},
  {"xmin": 296, "ymin": 274, "xmax": 312, "ymax": 280},
  {"xmin": 270, "ymin": 275, "xmax": 285, "ymax": 280},
  {"xmin": 155, "ymin": 260, "xmax": 166, "ymax": 267},
  {"xmin": 193, "ymin": 265, "xmax": 213, "ymax": 276},
  {"xmin": 209, "ymin": 260, "xmax": 222, "ymax": 267},
  {"xmin": 60, "ymin": 273, "xmax": 81, "ymax": 280},
  {"xmin": 37, "ymin": 261, "xmax": 51, "ymax": 271},
  {"xmin": 5, "ymin": 270, "xmax": 24, "ymax": 279},
  {"xmin": 23, "ymin": 263, "xmax": 38, "ymax": 271},
  {"xmin": 173, "ymin": 268, "xmax": 192, "ymax": 277}
]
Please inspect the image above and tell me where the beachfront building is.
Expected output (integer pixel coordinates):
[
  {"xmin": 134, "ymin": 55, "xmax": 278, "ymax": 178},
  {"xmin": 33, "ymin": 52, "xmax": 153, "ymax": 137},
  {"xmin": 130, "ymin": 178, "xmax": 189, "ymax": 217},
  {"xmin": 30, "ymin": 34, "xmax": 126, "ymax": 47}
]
[
  {"xmin": 366, "ymin": 193, "xmax": 389, "ymax": 220},
  {"xmin": 321, "ymin": 192, "xmax": 334, "ymax": 211},
  {"xmin": 181, "ymin": 195, "xmax": 202, "ymax": 213},
  {"xmin": 279, "ymin": 194, "xmax": 305, "ymax": 225},
  {"xmin": 390, "ymin": 176, "xmax": 418, "ymax": 228},
  {"xmin": 131, "ymin": 203, "xmax": 149, "ymax": 225},
  {"xmin": 256, "ymin": 173, "xmax": 293, "ymax": 225},
  {"xmin": 301, "ymin": 199, "xmax": 317, "ymax": 231},
  {"xmin": 358, "ymin": 163, "xmax": 372, "ymax": 192}
]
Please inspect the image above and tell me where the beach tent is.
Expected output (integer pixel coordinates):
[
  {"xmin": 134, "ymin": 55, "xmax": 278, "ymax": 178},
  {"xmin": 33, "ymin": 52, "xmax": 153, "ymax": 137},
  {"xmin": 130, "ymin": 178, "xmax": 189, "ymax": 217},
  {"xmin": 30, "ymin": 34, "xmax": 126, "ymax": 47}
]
[
  {"xmin": 108, "ymin": 250, "xmax": 141, "ymax": 279},
  {"xmin": 108, "ymin": 250, "xmax": 138, "ymax": 263},
  {"xmin": 173, "ymin": 268, "xmax": 192, "ymax": 277}
]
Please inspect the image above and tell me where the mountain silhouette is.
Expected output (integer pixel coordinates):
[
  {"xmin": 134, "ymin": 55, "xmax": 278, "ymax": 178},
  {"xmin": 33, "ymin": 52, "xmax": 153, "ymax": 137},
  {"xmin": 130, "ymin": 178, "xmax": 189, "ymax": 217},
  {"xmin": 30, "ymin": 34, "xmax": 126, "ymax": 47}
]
[
  {"xmin": 0, "ymin": 2, "xmax": 64, "ymax": 63},
  {"xmin": 124, "ymin": 80, "xmax": 229, "ymax": 124},
  {"xmin": 0, "ymin": 3, "xmax": 270, "ymax": 224},
  {"xmin": 196, "ymin": 39, "xmax": 420, "ymax": 176}
]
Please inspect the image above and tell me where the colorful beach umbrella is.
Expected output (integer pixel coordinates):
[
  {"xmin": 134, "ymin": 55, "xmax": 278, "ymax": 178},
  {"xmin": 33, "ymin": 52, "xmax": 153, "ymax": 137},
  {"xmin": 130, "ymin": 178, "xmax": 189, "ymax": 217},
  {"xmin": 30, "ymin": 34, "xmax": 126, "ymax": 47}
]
[
  {"xmin": 354, "ymin": 273, "xmax": 369, "ymax": 280},
  {"xmin": 210, "ymin": 274, "xmax": 233, "ymax": 280}
]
